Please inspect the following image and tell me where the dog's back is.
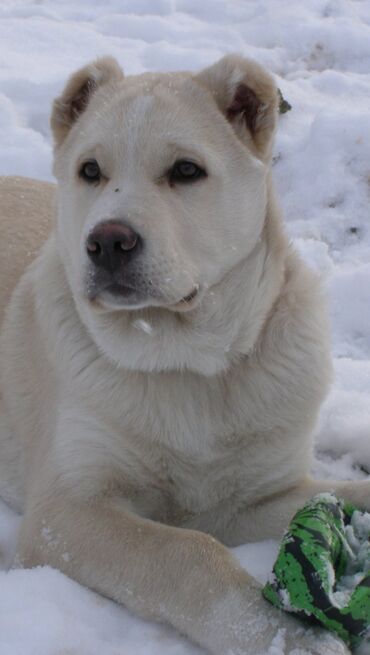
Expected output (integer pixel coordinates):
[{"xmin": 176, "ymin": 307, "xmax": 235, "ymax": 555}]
[{"xmin": 0, "ymin": 176, "xmax": 53, "ymax": 327}]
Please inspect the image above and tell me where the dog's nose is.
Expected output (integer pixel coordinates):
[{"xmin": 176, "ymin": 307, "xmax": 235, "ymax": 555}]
[{"xmin": 86, "ymin": 221, "xmax": 142, "ymax": 271}]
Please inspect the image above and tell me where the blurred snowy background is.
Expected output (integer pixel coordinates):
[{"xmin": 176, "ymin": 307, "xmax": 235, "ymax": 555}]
[{"xmin": 0, "ymin": 1, "xmax": 370, "ymax": 653}]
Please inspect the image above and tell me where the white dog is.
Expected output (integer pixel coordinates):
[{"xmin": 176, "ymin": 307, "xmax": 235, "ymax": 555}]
[{"xmin": 0, "ymin": 55, "xmax": 368, "ymax": 654}]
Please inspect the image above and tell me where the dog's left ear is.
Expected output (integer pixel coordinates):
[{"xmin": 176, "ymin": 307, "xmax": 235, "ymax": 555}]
[
  {"xmin": 51, "ymin": 57, "xmax": 124, "ymax": 147},
  {"xmin": 195, "ymin": 55, "xmax": 278, "ymax": 161}
]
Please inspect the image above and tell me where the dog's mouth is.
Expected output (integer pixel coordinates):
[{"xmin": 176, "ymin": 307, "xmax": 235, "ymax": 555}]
[
  {"xmin": 87, "ymin": 280, "xmax": 201, "ymax": 313},
  {"xmin": 102, "ymin": 282, "xmax": 137, "ymax": 298},
  {"xmin": 168, "ymin": 285, "xmax": 200, "ymax": 312}
]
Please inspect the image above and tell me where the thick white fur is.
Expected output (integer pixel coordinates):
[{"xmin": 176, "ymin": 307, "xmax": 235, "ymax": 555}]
[{"xmin": 0, "ymin": 55, "xmax": 368, "ymax": 654}]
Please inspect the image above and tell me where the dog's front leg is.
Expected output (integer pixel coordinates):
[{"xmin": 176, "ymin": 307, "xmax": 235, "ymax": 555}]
[
  {"xmin": 226, "ymin": 476, "xmax": 370, "ymax": 545},
  {"xmin": 15, "ymin": 481, "xmax": 348, "ymax": 655}
]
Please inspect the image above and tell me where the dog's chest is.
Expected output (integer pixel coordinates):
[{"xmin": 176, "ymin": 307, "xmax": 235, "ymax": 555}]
[
  {"xmin": 145, "ymin": 435, "xmax": 246, "ymax": 518},
  {"xmin": 109, "ymin": 367, "xmax": 280, "ymax": 518}
]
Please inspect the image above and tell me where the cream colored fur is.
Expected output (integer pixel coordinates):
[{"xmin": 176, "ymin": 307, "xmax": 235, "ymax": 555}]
[
  {"xmin": 0, "ymin": 55, "xmax": 368, "ymax": 654},
  {"xmin": 0, "ymin": 176, "xmax": 53, "ymax": 326}
]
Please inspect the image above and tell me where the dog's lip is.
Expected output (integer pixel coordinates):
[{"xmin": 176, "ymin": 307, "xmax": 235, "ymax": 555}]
[
  {"xmin": 169, "ymin": 285, "xmax": 200, "ymax": 312},
  {"xmin": 87, "ymin": 280, "xmax": 201, "ymax": 313},
  {"xmin": 102, "ymin": 282, "xmax": 137, "ymax": 297},
  {"xmin": 87, "ymin": 281, "xmax": 146, "ymax": 310}
]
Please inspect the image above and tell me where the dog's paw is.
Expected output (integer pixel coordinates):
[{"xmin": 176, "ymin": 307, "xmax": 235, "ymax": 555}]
[
  {"xmin": 282, "ymin": 625, "xmax": 351, "ymax": 655},
  {"xmin": 254, "ymin": 621, "xmax": 350, "ymax": 655}
]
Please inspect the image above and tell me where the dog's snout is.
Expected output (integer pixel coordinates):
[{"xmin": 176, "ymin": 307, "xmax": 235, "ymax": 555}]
[{"xmin": 86, "ymin": 221, "xmax": 142, "ymax": 270}]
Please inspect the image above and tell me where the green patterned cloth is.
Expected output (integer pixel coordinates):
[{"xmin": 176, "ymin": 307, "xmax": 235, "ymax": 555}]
[{"xmin": 263, "ymin": 493, "xmax": 370, "ymax": 652}]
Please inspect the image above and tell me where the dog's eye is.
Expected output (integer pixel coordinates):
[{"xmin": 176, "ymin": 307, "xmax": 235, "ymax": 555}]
[
  {"xmin": 79, "ymin": 160, "xmax": 101, "ymax": 183},
  {"xmin": 169, "ymin": 160, "xmax": 206, "ymax": 184}
]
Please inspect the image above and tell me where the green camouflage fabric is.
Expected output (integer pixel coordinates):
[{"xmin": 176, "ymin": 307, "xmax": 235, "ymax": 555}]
[{"xmin": 263, "ymin": 493, "xmax": 370, "ymax": 652}]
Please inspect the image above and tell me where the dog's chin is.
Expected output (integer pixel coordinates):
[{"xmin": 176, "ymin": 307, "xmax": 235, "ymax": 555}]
[{"xmin": 87, "ymin": 283, "xmax": 201, "ymax": 314}]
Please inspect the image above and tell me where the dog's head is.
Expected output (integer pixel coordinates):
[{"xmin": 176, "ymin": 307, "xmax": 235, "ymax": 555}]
[{"xmin": 51, "ymin": 55, "xmax": 282, "ymax": 375}]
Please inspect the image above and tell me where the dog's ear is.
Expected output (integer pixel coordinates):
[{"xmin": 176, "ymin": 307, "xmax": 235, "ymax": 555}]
[
  {"xmin": 195, "ymin": 55, "xmax": 278, "ymax": 161},
  {"xmin": 51, "ymin": 57, "xmax": 124, "ymax": 147}
]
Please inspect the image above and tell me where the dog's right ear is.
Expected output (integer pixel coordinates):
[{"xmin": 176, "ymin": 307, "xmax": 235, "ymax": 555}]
[
  {"xmin": 195, "ymin": 55, "xmax": 278, "ymax": 162},
  {"xmin": 51, "ymin": 57, "xmax": 124, "ymax": 147}
]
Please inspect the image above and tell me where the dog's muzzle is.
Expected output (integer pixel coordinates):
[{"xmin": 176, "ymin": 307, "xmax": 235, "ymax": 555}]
[{"xmin": 85, "ymin": 220, "xmax": 200, "ymax": 311}]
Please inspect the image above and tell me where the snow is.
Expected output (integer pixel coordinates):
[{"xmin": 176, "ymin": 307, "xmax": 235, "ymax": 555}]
[
  {"xmin": 333, "ymin": 507, "xmax": 370, "ymax": 606},
  {"xmin": 1, "ymin": 0, "xmax": 370, "ymax": 653},
  {"xmin": 132, "ymin": 318, "xmax": 154, "ymax": 334}
]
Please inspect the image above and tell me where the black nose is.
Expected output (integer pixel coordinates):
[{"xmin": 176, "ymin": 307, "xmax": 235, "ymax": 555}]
[{"xmin": 86, "ymin": 221, "xmax": 142, "ymax": 271}]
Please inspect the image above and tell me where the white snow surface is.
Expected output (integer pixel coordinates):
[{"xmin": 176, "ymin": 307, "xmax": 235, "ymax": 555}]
[{"xmin": 1, "ymin": 0, "xmax": 370, "ymax": 653}]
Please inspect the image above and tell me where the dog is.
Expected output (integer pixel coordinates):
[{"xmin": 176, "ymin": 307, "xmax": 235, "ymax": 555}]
[{"xmin": 0, "ymin": 55, "xmax": 368, "ymax": 654}]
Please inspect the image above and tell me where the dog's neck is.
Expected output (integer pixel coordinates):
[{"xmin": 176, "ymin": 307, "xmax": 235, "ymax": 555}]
[{"xmin": 220, "ymin": 189, "xmax": 287, "ymax": 359}]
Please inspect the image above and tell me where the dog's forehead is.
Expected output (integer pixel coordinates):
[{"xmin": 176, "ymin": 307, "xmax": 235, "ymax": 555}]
[
  {"xmin": 87, "ymin": 73, "xmax": 229, "ymax": 152},
  {"xmin": 65, "ymin": 71, "xmax": 259, "ymax": 178}
]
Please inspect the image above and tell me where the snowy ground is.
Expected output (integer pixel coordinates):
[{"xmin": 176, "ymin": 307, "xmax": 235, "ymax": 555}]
[{"xmin": 1, "ymin": 0, "xmax": 370, "ymax": 653}]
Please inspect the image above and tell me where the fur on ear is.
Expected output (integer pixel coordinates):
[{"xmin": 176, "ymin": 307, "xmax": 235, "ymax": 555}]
[
  {"xmin": 51, "ymin": 57, "xmax": 124, "ymax": 147},
  {"xmin": 195, "ymin": 55, "xmax": 279, "ymax": 161}
]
